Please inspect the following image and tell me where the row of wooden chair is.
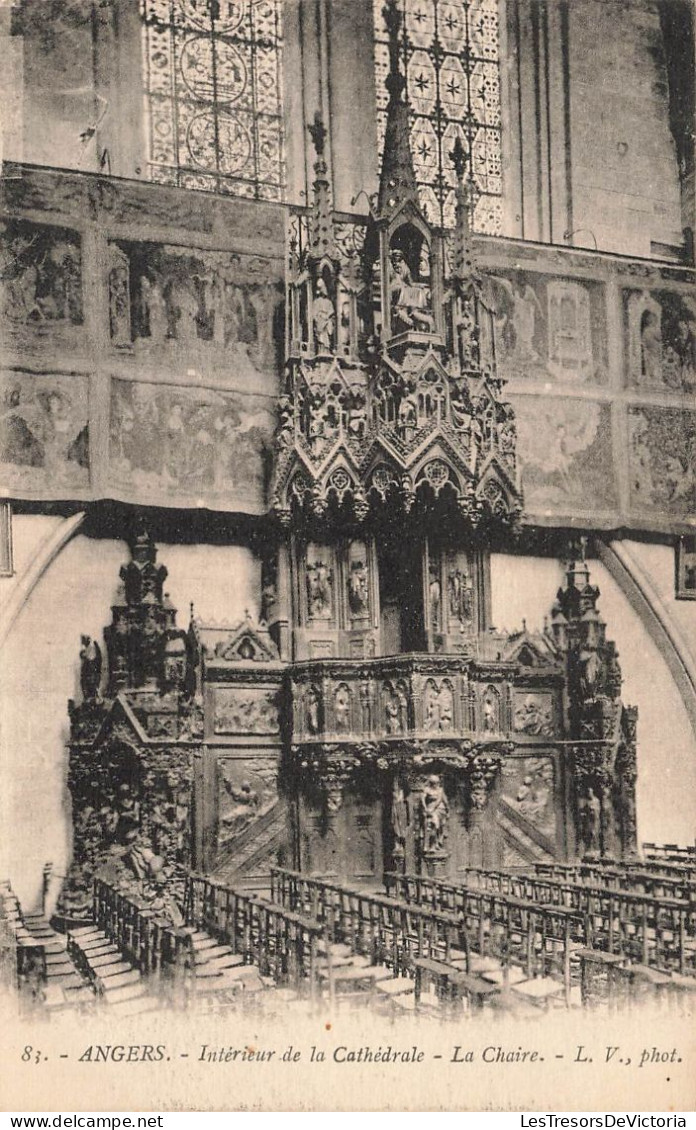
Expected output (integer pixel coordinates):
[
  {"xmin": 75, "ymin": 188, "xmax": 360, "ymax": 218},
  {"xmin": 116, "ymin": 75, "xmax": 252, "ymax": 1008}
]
[
  {"xmin": 270, "ymin": 867, "xmax": 469, "ymax": 981},
  {"xmin": 532, "ymin": 861, "xmax": 696, "ymax": 897},
  {"xmin": 186, "ymin": 875, "xmax": 325, "ymax": 997},
  {"xmin": 642, "ymin": 843, "xmax": 696, "ymax": 865},
  {"xmin": 385, "ymin": 871, "xmax": 696, "ymax": 976}
]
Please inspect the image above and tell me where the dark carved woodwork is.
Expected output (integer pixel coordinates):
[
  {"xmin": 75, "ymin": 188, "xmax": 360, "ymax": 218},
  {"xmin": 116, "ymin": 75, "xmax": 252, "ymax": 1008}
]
[{"xmin": 551, "ymin": 543, "xmax": 639, "ymax": 859}]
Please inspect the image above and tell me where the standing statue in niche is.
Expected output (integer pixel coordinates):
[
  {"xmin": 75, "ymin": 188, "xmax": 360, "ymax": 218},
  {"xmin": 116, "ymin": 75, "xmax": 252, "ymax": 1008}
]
[
  {"xmin": 172, "ymin": 280, "xmax": 200, "ymax": 343},
  {"xmin": 512, "ymin": 281, "xmax": 543, "ymax": 362},
  {"xmin": 109, "ymin": 263, "xmax": 130, "ymax": 345},
  {"xmin": 333, "ymin": 684, "xmax": 351, "ymax": 732},
  {"xmin": 79, "ymin": 635, "xmax": 102, "ymax": 702},
  {"xmin": 313, "ymin": 278, "xmax": 335, "ymax": 353},
  {"xmin": 306, "ymin": 686, "xmax": 321, "ymax": 734},
  {"xmin": 578, "ymin": 785, "xmax": 601, "ymax": 854},
  {"xmin": 306, "ymin": 560, "xmax": 333, "ymax": 620},
  {"xmin": 419, "ymin": 775, "xmax": 449, "ymax": 854},
  {"xmin": 429, "ymin": 568, "xmax": 442, "ymax": 633},
  {"xmin": 348, "ymin": 558, "xmax": 369, "ymax": 617},
  {"xmin": 391, "ymin": 778, "xmax": 409, "ymax": 861}
]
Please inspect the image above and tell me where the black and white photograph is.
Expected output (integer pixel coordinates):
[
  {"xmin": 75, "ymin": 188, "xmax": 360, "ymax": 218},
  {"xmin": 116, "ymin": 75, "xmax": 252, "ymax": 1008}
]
[{"xmin": 0, "ymin": 0, "xmax": 694, "ymax": 1115}]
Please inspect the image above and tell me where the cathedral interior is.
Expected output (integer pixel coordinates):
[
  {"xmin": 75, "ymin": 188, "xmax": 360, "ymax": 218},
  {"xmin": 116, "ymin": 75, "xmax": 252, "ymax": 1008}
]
[{"xmin": 0, "ymin": 0, "xmax": 695, "ymax": 1019}]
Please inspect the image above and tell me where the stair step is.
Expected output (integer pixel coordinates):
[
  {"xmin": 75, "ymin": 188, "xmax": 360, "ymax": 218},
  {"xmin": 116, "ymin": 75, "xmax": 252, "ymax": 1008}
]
[
  {"xmin": 90, "ymin": 960, "xmax": 134, "ymax": 978},
  {"xmin": 82, "ymin": 944, "xmax": 120, "ymax": 959},
  {"xmin": 191, "ymin": 974, "xmax": 244, "ymax": 994},
  {"xmin": 78, "ymin": 938, "xmax": 114, "ymax": 954},
  {"xmin": 102, "ymin": 983, "xmax": 150, "ymax": 1005},
  {"xmin": 86, "ymin": 951, "xmax": 129, "ymax": 968},
  {"xmin": 109, "ymin": 995, "xmax": 160, "ymax": 1018},
  {"xmin": 375, "ymin": 976, "xmax": 415, "ymax": 997},
  {"xmin": 47, "ymin": 973, "xmax": 82, "ymax": 988},
  {"xmin": 68, "ymin": 925, "xmax": 100, "ymax": 939},
  {"xmin": 317, "ymin": 954, "xmax": 354, "ymax": 969},
  {"xmin": 194, "ymin": 944, "xmax": 239, "ymax": 962},
  {"xmin": 196, "ymin": 953, "xmax": 245, "ymax": 971},
  {"xmin": 98, "ymin": 970, "xmax": 142, "ymax": 991},
  {"xmin": 45, "ymin": 962, "xmax": 76, "ymax": 977}
]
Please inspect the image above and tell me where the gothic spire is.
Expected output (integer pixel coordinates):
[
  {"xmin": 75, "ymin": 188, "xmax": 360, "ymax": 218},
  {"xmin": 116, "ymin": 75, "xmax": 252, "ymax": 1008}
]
[
  {"xmin": 377, "ymin": 0, "xmax": 420, "ymax": 218},
  {"xmin": 450, "ymin": 137, "xmax": 478, "ymax": 286},
  {"xmin": 307, "ymin": 111, "xmax": 339, "ymax": 263}
]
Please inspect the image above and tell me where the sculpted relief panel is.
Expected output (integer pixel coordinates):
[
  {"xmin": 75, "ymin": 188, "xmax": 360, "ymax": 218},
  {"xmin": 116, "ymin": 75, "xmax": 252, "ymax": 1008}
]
[
  {"xmin": 213, "ymin": 688, "xmax": 280, "ymax": 736},
  {"xmin": 108, "ymin": 379, "xmax": 274, "ymax": 511},
  {"xmin": 216, "ymin": 760, "xmax": 278, "ymax": 858},
  {"xmin": 0, "ymin": 370, "xmax": 90, "ymax": 494},
  {"xmin": 513, "ymin": 691, "xmax": 555, "ymax": 737},
  {"xmin": 500, "ymin": 756, "xmax": 557, "ymax": 842}
]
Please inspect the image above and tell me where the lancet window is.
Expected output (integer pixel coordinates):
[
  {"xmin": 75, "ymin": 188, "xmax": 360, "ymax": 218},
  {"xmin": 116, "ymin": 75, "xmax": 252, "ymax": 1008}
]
[
  {"xmin": 373, "ymin": 0, "xmax": 502, "ymax": 233},
  {"xmin": 140, "ymin": 0, "xmax": 285, "ymax": 201}
]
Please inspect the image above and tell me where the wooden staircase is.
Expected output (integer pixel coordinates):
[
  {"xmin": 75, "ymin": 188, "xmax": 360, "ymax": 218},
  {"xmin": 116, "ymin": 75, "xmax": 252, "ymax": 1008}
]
[{"xmin": 1, "ymin": 880, "xmax": 94, "ymax": 1014}]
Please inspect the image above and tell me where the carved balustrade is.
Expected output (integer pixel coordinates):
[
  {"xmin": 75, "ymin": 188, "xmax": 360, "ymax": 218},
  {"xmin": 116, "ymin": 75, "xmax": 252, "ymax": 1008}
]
[
  {"xmin": 289, "ymin": 653, "xmax": 533, "ymax": 746},
  {"xmin": 91, "ymin": 877, "xmax": 181, "ymax": 986}
]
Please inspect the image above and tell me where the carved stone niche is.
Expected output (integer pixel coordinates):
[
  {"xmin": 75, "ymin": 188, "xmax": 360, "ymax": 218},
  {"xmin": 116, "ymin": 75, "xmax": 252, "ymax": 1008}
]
[
  {"xmin": 427, "ymin": 544, "xmax": 478, "ymax": 653},
  {"xmin": 0, "ymin": 218, "xmax": 83, "ymax": 340}
]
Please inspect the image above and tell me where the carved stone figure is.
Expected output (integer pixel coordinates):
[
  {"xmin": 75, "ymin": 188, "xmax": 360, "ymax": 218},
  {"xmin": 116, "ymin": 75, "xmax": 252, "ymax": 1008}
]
[
  {"xmin": 482, "ymin": 689, "xmax": 499, "ymax": 732},
  {"xmin": 306, "ymin": 685, "xmax": 321, "ymax": 734},
  {"xmin": 221, "ymin": 779, "xmax": 260, "ymax": 839},
  {"xmin": 140, "ymin": 275, "xmax": 169, "ymax": 343},
  {"xmin": 389, "ymin": 248, "xmax": 433, "ymax": 333},
  {"xmin": 429, "ymin": 569, "xmax": 442, "ymax": 633},
  {"xmin": 313, "ymin": 278, "xmax": 335, "ymax": 352},
  {"xmin": 391, "ymin": 778, "xmax": 408, "ymax": 860},
  {"xmin": 419, "ymin": 774, "xmax": 449, "ymax": 854},
  {"xmin": 640, "ymin": 309, "xmax": 662, "ymax": 385},
  {"xmin": 511, "ymin": 281, "xmax": 543, "ymax": 362},
  {"xmin": 348, "ymin": 558, "xmax": 369, "ymax": 617},
  {"xmin": 384, "ymin": 681, "xmax": 407, "ymax": 734},
  {"xmin": 578, "ymin": 785, "xmax": 601, "ymax": 854},
  {"xmin": 447, "ymin": 567, "xmax": 473, "ymax": 629},
  {"xmin": 514, "ymin": 693, "xmax": 553, "ymax": 736},
  {"xmin": 172, "ymin": 280, "xmax": 200, "ymax": 342},
  {"xmin": 306, "ymin": 559, "xmax": 333, "ymax": 620},
  {"xmin": 79, "ymin": 635, "xmax": 102, "ymax": 702},
  {"xmin": 333, "ymin": 684, "xmax": 351, "ymax": 732}
]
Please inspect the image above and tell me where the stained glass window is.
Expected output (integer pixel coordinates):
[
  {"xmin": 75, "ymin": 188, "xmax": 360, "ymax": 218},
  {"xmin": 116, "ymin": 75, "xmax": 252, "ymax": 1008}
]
[
  {"xmin": 374, "ymin": 0, "xmax": 502, "ymax": 233},
  {"xmin": 140, "ymin": 0, "xmax": 285, "ymax": 201}
]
